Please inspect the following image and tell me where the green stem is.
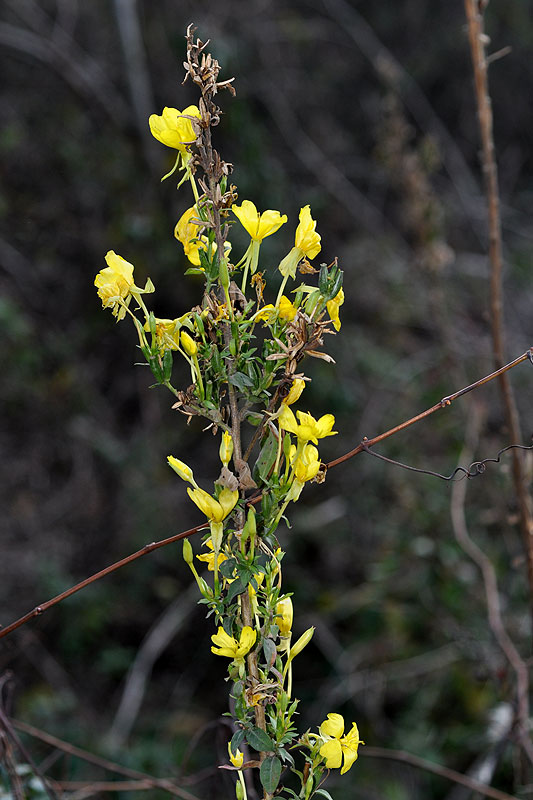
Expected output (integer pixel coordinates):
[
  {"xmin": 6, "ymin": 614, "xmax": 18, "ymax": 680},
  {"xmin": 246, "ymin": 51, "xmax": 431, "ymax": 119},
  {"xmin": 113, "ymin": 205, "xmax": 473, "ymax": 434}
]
[{"xmin": 275, "ymin": 274, "xmax": 289, "ymax": 307}]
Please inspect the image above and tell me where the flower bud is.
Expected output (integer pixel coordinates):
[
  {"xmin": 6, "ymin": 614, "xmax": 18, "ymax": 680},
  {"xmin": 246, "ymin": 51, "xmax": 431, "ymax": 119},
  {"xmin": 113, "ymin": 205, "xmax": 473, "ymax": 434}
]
[
  {"xmin": 288, "ymin": 626, "xmax": 314, "ymax": 661},
  {"xmin": 219, "ymin": 257, "xmax": 230, "ymax": 289},
  {"xmin": 219, "ymin": 431, "xmax": 234, "ymax": 467},
  {"xmin": 181, "ymin": 330, "xmax": 198, "ymax": 356},
  {"xmin": 167, "ymin": 455, "xmax": 195, "ymax": 484},
  {"xmin": 182, "ymin": 538, "xmax": 193, "ymax": 565}
]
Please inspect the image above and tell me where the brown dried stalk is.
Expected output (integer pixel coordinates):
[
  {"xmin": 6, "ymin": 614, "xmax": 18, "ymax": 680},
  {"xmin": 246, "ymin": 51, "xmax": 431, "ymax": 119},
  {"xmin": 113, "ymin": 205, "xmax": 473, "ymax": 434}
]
[
  {"xmin": 451, "ymin": 404, "xmax": 533, "ymax": 770},
  {"xmin": 464, "ymin": 0, "xmax": 533, "ymax": 615}
]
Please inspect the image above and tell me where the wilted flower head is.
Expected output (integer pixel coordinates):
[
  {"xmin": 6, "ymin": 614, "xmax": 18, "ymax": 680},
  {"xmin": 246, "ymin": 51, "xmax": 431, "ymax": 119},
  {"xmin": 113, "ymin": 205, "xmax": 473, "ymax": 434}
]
[
  {"xmin": 94, "ymin": 251, "xmax": 153, "ymax": 321},
  {"xmin": 326, "ymin": 288, "xmax": 344, "ymax": 332}
]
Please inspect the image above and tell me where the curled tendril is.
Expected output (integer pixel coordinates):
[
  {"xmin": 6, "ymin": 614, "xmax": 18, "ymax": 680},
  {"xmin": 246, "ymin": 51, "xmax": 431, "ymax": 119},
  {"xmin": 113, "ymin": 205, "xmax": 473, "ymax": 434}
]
[{"xmin": 360, "ymin": 441, "xmax": 533, "ymax": 482}]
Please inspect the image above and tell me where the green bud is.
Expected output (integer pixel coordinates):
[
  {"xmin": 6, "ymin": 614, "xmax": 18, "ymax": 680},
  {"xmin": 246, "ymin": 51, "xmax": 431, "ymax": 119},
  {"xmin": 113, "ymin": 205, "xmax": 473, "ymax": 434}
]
[
  {"xmin": 182, "ymin": 538, "xmax": 193, "ymax": 565},
  {"xmin": 219, "ymin": 257, "xmax": 230, "ymax": 290},
  {"xmin": 236, "ymin": 779, "xmax": 244, "ymax": 800}
]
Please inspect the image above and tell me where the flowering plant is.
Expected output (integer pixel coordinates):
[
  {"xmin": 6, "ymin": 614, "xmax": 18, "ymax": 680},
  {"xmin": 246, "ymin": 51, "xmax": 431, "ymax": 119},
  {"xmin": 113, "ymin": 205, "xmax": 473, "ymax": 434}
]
[{"xmin": 95, "ymin": 26, "xmax": 359, "ymax": 799}]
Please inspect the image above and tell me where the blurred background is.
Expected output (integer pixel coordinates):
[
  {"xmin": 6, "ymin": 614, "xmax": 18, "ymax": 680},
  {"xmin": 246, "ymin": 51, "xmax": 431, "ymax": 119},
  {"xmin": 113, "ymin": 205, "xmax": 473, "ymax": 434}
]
[{"xmin": 1, "ymin": 1, "xmax": 532, "ymax": 798}]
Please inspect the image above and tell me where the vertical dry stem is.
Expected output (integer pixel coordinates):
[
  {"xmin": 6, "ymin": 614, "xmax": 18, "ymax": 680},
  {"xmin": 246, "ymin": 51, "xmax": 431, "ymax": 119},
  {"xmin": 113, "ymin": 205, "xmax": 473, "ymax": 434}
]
[
  {"xmin": 464, "ymin": 0, "xmax": 533, "ymax": 619},
  {"xmin": 451, "ymin": 403, "xmax": 533, "ymax": 775}
]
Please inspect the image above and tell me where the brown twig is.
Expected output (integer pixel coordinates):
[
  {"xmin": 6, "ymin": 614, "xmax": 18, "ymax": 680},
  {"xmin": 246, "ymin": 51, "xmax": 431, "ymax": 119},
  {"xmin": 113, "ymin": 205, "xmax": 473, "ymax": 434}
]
[
  {"xmin": 0, "ymin": 523, "xmax": 208, "ymax": 639},
  {"xmin": 450, "ymin": 403, "xmax": 533, "ymax": 769},
  {"xmin": 11, "ymin": 719, "xmax": 200, "ymax": 800},
  {"xmin": 464, "ymin": 0, "xmax": 533, "ymax": 618},
  {"xmin": 363, "ymin": 746, "xmax": 520, "ymax": 800},
  {"xmin": 326, "ymin": 348, "xmax": 532, "ymax": 469},
  {"xmin": 1, "ymin": 349, "xmax": 531, "ymax": 642}
]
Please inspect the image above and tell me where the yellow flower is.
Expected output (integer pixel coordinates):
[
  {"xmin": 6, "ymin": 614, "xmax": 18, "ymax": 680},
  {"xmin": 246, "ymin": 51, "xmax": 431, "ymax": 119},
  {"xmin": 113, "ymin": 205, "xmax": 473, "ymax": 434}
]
[
  {"xmin": 295, "ymin": 205, "xmax": 321, "ymax": 258},
  {"xmin": 233, "ymin": 201, "xmax": 287, "ymax": 241},
  {"xmin": 149, "ymin": 106, "xmax": 200, "ymax": 151},
  {"xmin": 292, "ymin": 443, "xmax": 321, "ymax": 484},
  {"xmin": 278, "ymin": 295, "xmax": 297, "ymax": 321},
  {"xmin": 284, "ymin": 378, "xmax": 305, "ymax": 406},
  {"xmin": 326, "ymin": 288, "xmax": 344, "ymax": 332},
  {"xmin": 276, "ymin": 597, "xmax": 293, "ymax": 636},
  {"xmin": 186, "ymin": 487, "xmax": 239, "ymax": 523},
  {"xmin": 319, "ymin": 714, "xmax": 363, "ymax": 775},
  {"xmin": 196, "ymin": 539, "xmax": 228, "ymax": 572},
  {"xmin": 233, "ymin": 201, "xmax": 287, "ymax": 292},
  {"xmin": 94, "ymin": 251, "xmax": 144, "ymax": 321},
  {"xmin": 211, "ymin": 626, "xmax": 257, "ymax": 660},
  {"xmin": 174, "ymin": 206, "xmax": 204, "ymax": 264},
  {"xmin": 228, "ymin": 742, "xmax": 244, "ymax": 769},
  {"xmin": 278, "ymin": 206, "xmax": 321, "ymax": 279},
  {"xmin": 145, "ymin": 318, "xmax": 181, "ymax": 353},
  {"xmin": 279, "ymin": 405, "xmax": 337, "ymax": 444}
]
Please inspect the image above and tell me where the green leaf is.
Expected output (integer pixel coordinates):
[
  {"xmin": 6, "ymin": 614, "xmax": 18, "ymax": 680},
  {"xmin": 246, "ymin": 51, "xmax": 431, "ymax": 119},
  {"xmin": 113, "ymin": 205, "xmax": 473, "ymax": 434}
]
[
  {"xmin": 255, "ymin": 430, "xmax": 279, "ymax": 483},
  {"xmin": 314, "ymin": 790, "xmax": 334, "ymax": 800},
  {"xmin": 246, "ymin": 726, "xmax": 275, "ymax": 753},
  {"xmin": 263, "ymin": 637, "xmax": 277, "ymax": 668},
  {"xmin": 260, "ymin": 755, "xmax": 281, "ymax": 794},
  {"xmin": 226, "ymin": 575, "xmax": 248, "ymax": 603},
  {"xmin": 230, "ymin": 729, "xmax": 245, "ymax": 755},
  {"xmin": 228, "ymin": 371, "xmax": 254, "ymax": 391},
  {"xmin": 219, "ymin": 558, "xmax": 237, "ymax": 579}
]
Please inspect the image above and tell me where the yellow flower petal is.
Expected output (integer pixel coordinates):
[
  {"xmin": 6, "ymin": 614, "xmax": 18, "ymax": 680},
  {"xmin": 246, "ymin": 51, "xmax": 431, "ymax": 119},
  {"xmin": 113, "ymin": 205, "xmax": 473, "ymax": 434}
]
[
  {"xmin": 284, "ymin": 378, "xmax": 305, "ymax": 406},
  {"xmin": 319, "ymin": 739, "xmax": 343, "ymax": 769},
  {"xmin": 326, "ymin": 288, "xmax": 344, "ymax": 332},
  {"xmin": 187, "ymin": 487, "xmax": 225, "ymax": 522},
  {"xmin": 236, "ymin": 626, "xmax": 257, "ymax": 657},
  {"xmin": 278, "ymin": 295, "xmax": 297, "ymax": 321},
  {"xmin": 217, "ymin": 488, "xmax": 239, "ymax": 519},
  {"xmin": 149, "ymin": 106, "xmax": 200, "ymax": 150},
  {"xmin": 320, "ymin": 712, "xmax": 345, "ymax": 740}
]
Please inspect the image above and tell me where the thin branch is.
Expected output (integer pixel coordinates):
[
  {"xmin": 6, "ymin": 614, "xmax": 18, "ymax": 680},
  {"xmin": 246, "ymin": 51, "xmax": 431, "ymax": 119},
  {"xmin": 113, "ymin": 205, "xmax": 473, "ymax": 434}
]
[
  {"xmin": 326, "ymin": 347, "xmax": 533, "ymax": 469},
  {"xmin": 363, "ymin": 746, "xmax": 520, "ymax": 800},
  {"xmin": 0, "ymin": 349, "xmax": 531, "ymax": 642},
  {"xmin": 11, "ymin": 719, "xmax": 200, "ymax": 800},
  {"xmin": 0, "ymin": 523, "xmax": 208, "ymax": 639},
  {"xmin": 450, "ymin": 403, "xmax": 533, "ymax": 766},
  {"xmin": 464, "ymin": 0, "xmax": 533, "ymax": 615}
]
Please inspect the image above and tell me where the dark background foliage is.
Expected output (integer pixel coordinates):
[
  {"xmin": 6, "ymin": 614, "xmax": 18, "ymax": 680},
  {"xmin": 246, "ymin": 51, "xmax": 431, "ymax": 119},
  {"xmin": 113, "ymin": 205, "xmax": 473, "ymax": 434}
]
[{"xmin": 1, "ymin": 1, "xmax": 532, "ymax": 798}]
